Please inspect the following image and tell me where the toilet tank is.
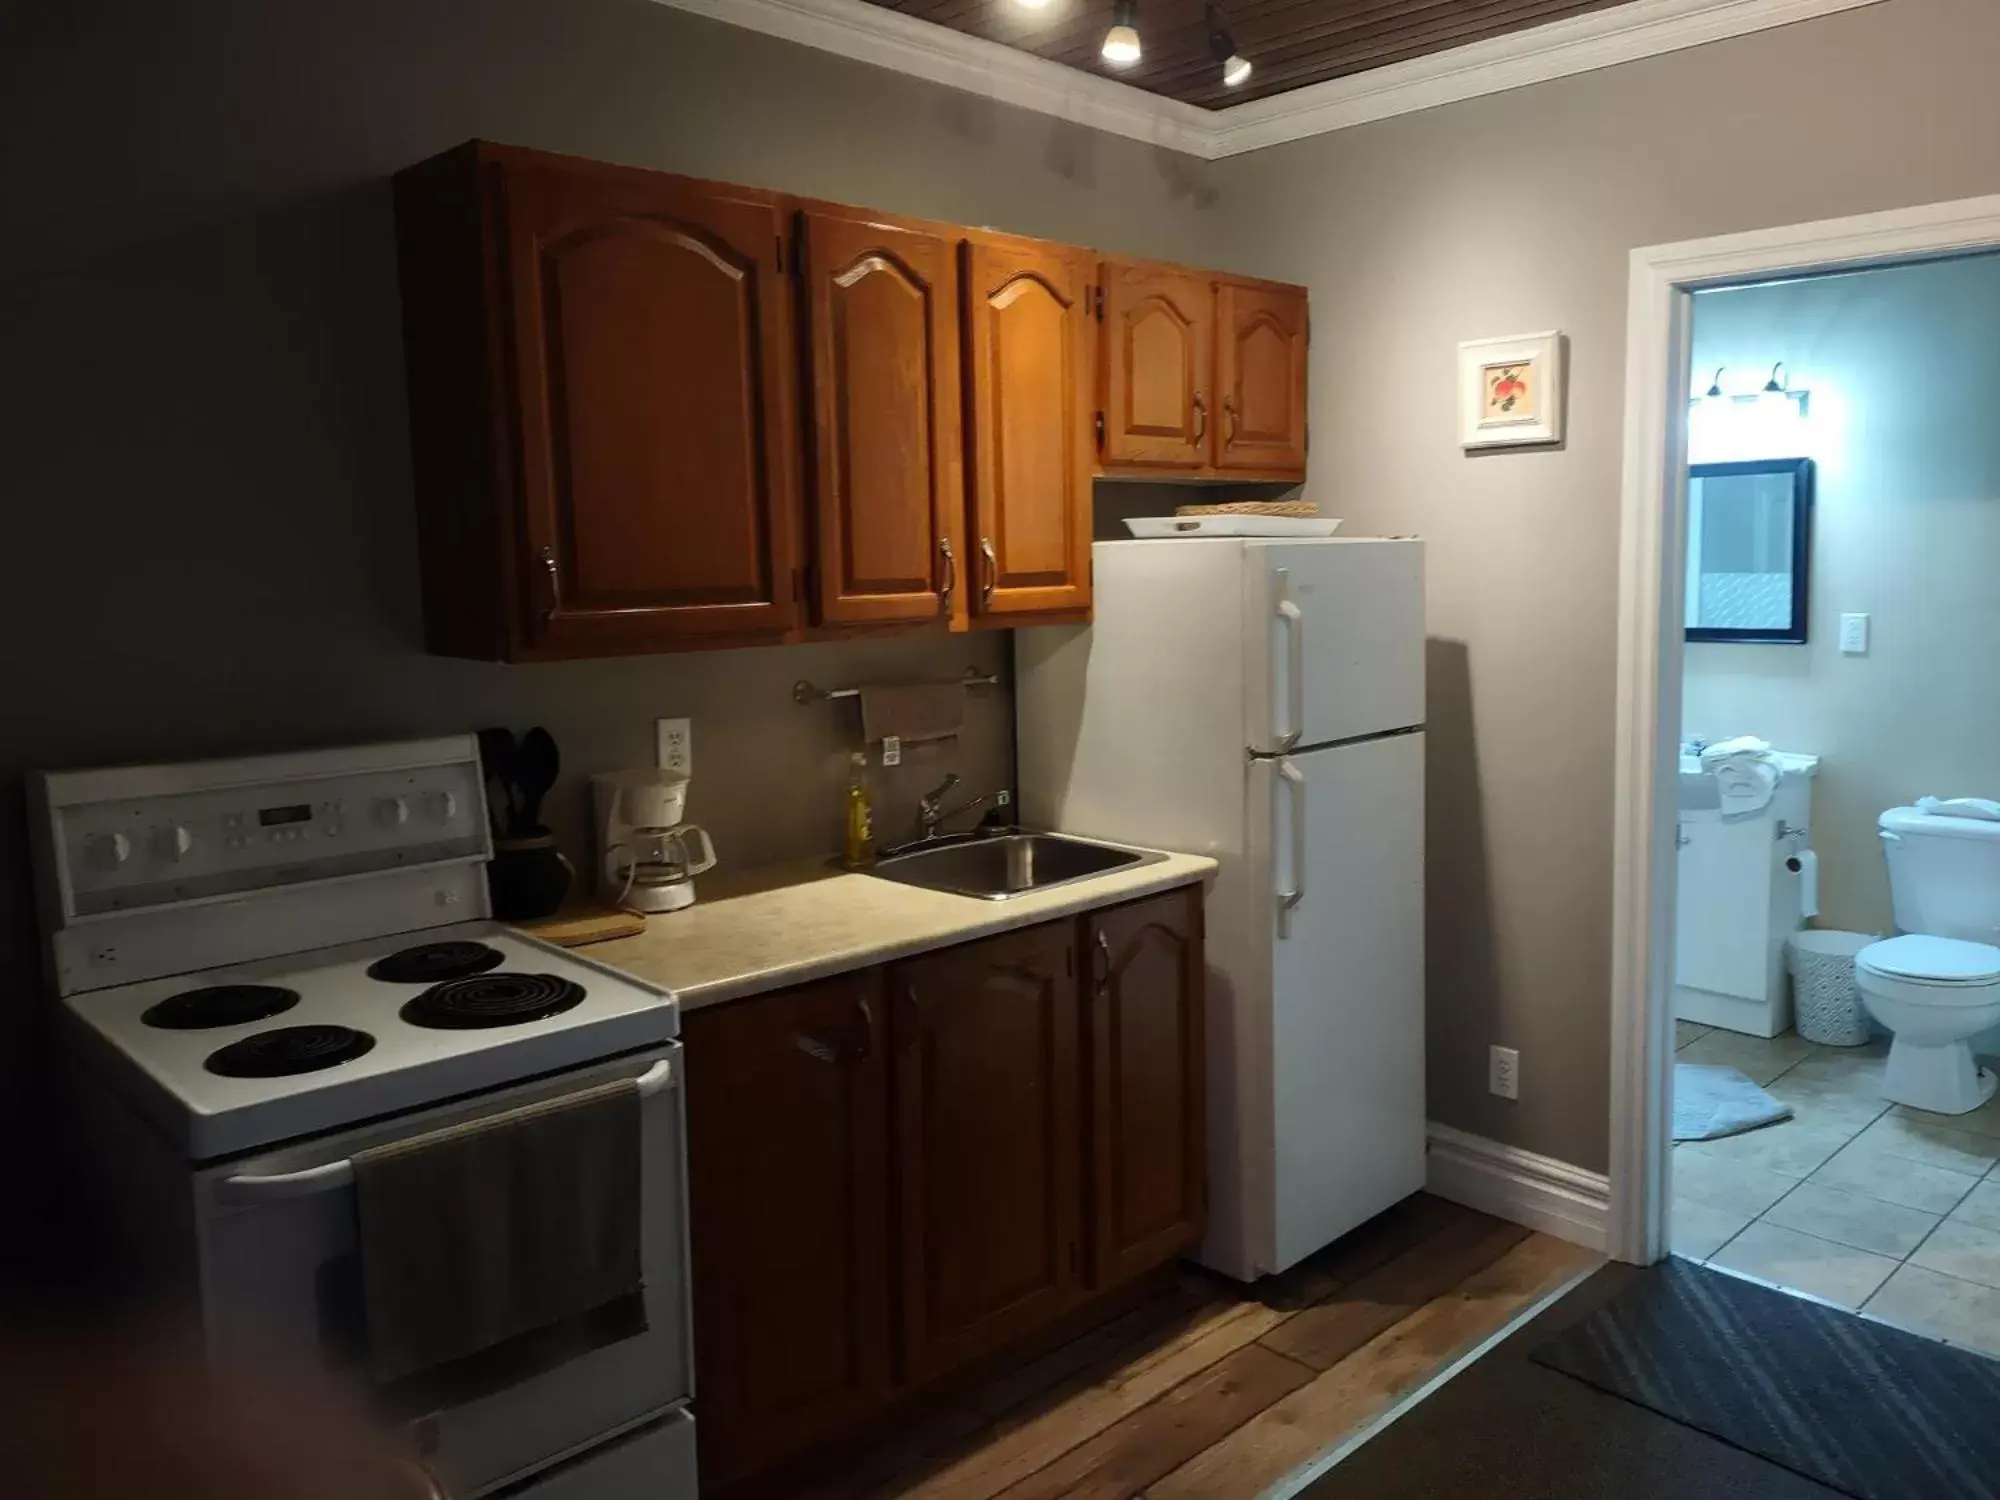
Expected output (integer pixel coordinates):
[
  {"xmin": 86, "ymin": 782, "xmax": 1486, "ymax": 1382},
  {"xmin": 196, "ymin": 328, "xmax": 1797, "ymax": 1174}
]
[{"xmin": 1882, "ymin": 805, "xmax": 2000, "ymax": 944}]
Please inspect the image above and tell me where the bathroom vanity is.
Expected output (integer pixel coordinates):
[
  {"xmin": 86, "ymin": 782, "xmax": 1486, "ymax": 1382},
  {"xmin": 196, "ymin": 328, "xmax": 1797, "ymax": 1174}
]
[{"xmin": 1675, "ymin": 751, "xmax": 1820, "ymax": 1037}]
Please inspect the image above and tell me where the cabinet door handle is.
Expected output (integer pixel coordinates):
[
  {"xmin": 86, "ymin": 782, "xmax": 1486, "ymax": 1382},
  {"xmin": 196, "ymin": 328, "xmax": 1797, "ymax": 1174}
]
[
  {"xmin": 938, "ymin": 537, "xmax": 957, "ymax": 618},
  {"xmin": 854, "ymin": 995, "xmax": 876, "ymax": 1061},
  {"xmin": 1192, "ymin": 392, "xmax": 1207, "ymax": 445},
  {"xmin": 1093, "ymin": 930, "xmax": 1112, "ymax": 992},
  {"xmin": 1223, "ymin": 395, "xmax": 1239, "ymax": 447},
  {"xmin": 539, "ymin": 546, "xmax": 561, "ymax": 621},
  {"xmin": 979, "ymin": 537, "xmax": 998, "ymax": 606}
]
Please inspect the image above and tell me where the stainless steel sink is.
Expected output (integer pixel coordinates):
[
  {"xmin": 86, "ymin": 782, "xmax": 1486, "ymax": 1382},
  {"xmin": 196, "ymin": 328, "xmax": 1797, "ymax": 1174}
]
[{"xmin": 864, "ymin": 831, "xmax": 1164, "ymax": 901}]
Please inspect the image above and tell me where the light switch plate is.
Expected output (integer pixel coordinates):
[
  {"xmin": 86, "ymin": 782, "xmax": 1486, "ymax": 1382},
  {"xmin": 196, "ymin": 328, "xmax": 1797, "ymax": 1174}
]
[
  {"xmin": 656, "ymin": 718, "xmax": 691, "ymax": 776},
  {"xmin": 1839, "ymin": 613, "xmax": 1870, "ymax": 655}
]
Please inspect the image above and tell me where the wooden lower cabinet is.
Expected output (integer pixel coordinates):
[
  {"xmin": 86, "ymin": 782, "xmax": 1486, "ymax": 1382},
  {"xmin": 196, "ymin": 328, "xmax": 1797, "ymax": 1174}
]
[
  {"xmin": 1086, "ymin": 887, "xmax": 1206, "ymax": 1290},
  {"xmin": 682, "ymin": 970, "xmax": 892, "ymax": 1491},
  {"xmin": 683, "ymin": 893, "xmax": 1206, "ymax": 1494},
  {"xmin": 892, "ymin": 921, "xmax": 1083, "ymax": 1380}
]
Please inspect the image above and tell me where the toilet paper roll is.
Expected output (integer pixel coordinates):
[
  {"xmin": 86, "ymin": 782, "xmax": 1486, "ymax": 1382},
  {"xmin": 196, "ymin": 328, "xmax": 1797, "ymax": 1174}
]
[{"xmin": 1789, "ymin": 849, "xmax": 1820, "ymax": 919}]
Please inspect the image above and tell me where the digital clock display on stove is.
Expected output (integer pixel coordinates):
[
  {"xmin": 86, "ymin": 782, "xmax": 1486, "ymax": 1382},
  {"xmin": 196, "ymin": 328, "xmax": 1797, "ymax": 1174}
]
[{"xmin": 257, "ymin": 803, "xmax": 313, "ymax": 827}]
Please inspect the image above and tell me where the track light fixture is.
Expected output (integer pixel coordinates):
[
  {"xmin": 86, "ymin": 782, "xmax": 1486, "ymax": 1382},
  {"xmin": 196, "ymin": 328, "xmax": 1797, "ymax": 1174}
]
[
  {"xmin": 1763, "ymin": 361, "xmax": 1788, "ymax": 393},
  {"xmin": 1208, "ymin": 4, "xmax": 1251, "ymax": 86},
  {"xmin": 1101, "ymin": 0, "xmax": 1141, "ymax": 66}
]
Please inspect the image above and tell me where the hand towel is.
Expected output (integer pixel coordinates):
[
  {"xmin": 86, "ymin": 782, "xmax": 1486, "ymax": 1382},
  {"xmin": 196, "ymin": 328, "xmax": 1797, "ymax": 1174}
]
[
  {"xmin": 1701, "ymin": 737, "xmax": 1779, "ymax": 820},
  {"xmin": 354, "ymin": 1076, "xmax": 643, "ymax": 1386},
  {"xmin": 859, "ymin": 682, "xmax": 964, "ymax": 745}
]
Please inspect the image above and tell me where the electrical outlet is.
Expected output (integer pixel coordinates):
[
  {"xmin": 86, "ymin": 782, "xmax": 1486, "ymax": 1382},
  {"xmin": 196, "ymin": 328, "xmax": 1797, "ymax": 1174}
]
[
  {"xmin": 1489, "ymin": 1045, "xmax": 1520, "ymax": 1101},
  {"xmin": 656, "ymin": 718, "xmax": 692, "ymax": 777},
  {"xmin": 1839, "ymin": 613, "xmax": 1870, "ymax": 655}
]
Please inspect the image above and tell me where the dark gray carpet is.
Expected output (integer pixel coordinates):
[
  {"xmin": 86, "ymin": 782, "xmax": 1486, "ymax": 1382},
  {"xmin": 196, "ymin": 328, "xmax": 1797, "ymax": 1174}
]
[
  {"xmin": 1532, "ymin": 1257, "xmax": 2000, "ymax": 1500},
  {"xmin": 1301, "ymin": 1261, "xmax": 1843, "ymax": 1500}
]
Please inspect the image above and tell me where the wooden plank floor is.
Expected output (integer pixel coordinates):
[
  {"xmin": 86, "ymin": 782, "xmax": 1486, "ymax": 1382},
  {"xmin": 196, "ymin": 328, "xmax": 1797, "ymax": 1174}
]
[{"xmin": 804, "ymin": 1195, "xmax": 1601, "ymax": 1500}]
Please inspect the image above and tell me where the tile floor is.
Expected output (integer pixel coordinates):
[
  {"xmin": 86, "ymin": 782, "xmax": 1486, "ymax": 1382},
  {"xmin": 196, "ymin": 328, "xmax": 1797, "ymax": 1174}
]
[{"xmin": 1672, "ymin": 1021, "xmax": 2000, "ymax": 1356}]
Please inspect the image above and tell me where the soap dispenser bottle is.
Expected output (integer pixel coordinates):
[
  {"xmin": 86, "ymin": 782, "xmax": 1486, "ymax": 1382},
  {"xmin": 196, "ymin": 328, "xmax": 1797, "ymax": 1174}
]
[{"xmin": 843, "ymin": 751, "xmax": 876, "ymax": 867}]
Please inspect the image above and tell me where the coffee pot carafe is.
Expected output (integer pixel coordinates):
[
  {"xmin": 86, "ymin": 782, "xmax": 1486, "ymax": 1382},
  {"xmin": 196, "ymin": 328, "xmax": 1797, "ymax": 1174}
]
[{"xmin": 592, "ymin": 769, "xmax": 718, "ymax": 914}]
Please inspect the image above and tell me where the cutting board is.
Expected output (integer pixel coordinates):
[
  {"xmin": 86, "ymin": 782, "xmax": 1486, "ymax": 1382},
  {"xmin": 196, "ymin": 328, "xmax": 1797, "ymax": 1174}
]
[{"xmin": 517, "ymin": 904, "xmax": 646, "ymax": 947}]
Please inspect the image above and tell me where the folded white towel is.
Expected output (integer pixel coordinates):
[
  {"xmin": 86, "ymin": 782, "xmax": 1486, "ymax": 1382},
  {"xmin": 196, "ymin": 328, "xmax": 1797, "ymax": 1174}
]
[
  {"xmin": 1699, "ymin": 736, "xmax": 1772, "ymax": 767},
  {"xmin": 1700, "ymin": 738, "xmax": 1778, "ymax": 819}
]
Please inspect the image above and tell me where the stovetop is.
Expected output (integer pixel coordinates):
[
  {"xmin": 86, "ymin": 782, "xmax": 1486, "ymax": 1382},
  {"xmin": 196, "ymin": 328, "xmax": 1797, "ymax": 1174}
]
[{"xmin": 63, "ymin": 921, "xmax": 678, "ymax": 1160}]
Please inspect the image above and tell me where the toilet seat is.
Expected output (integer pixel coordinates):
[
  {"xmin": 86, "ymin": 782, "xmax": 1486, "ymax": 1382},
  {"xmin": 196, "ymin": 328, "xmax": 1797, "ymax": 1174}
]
[{"xmin": 1857, "ymin": 934, "xmax": 2000, "ymax": 996}]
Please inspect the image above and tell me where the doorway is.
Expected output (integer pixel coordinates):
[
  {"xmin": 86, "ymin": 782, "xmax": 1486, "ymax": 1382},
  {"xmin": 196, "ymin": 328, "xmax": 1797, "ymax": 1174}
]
[{"xmin": 1604, "ymin": 197, "xmax": 2000, "ymax": 1308}]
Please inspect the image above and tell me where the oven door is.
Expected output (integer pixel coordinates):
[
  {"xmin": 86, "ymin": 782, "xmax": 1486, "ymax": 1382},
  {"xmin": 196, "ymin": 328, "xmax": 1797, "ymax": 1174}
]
[{"xmin": 194, "ymin": 1043, "xmax": 690, "ymax": 1499}]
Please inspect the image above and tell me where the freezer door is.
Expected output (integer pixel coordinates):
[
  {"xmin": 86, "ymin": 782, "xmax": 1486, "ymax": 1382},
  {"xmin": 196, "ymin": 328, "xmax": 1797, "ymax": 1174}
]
[
  {"xmin": 1245, "ymin": 539, "xmax": 1425, "ymax": 755},
  {"xmin": 1250, "ymin": 731, "xmax": 1426, "ymax": 1274}
]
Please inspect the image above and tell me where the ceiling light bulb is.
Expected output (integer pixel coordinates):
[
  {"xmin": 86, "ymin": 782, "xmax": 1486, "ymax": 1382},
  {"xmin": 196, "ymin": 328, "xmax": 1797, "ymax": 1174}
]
[
  {"xmin": 1208, "ymin": 5, "xmax": 1249, "ymax": 85},
  {"xmin": 1015, "ymin": 0, "xmax": 1051, "ymax": 8},
  {"xmin": 1102, "ymin": 0, "xmax": 1141, "ymax": 66}
]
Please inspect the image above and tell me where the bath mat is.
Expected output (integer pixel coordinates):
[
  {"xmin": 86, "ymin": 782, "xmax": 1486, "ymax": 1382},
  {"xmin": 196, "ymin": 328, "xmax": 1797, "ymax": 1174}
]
[
  {"xmin": 1674, "ymin": 1063, "xmax": 1792, "ymax": 1141},
  {"xmin": 1531, "ymin": 1256, "xmax": 2000, "ymax": 1500}
]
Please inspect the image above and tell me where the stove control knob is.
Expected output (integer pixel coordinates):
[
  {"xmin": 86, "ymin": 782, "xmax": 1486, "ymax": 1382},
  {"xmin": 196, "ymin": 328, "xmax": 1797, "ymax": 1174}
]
[
  {"xmin": 376, "ymin": 796, "xmax": 411, "ymax": 828},
  {"xmin": 95, "ymin": 832, "xmax": 133, "ymax": 868},
  {"xmin": 425, "ymin": 789, "xmax": 458, "ymax": 824},
  {"xmin": 155, "ymin": 824, "xmax": 194, "ymax": 861}
]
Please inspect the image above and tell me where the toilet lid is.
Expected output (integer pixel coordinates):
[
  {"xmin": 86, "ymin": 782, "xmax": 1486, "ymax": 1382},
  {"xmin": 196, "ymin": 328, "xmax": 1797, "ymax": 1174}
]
[{"xmin": 1859, "ymin": 934, "xmax": 2000, "ymax": 985}]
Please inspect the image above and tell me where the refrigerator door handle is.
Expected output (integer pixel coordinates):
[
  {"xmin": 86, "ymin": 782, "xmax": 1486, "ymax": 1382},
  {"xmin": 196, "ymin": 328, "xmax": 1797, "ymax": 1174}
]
[
  {"xmin": 1274, "ymin": 570, "xmax": 1304, "ymax": 752},
  {"xmin": 1275, "ymin": 757, "xmax": 1306, "ymax": 938}
]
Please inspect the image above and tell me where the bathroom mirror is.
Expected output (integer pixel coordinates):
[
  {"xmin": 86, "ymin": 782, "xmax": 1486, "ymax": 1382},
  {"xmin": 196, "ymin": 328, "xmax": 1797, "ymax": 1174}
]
[{"xmin": 1685, "ymin": 457, "xmax": 1814, "ymax": 644}]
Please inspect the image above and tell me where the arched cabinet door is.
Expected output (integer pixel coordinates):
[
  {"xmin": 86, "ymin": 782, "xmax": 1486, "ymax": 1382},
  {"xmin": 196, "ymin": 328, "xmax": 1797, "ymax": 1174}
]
[
  {"xmin": 498, "ymin": 155, "xmax": 802, "ymax": 655},
  {"xmin": 1100, "ymin": 259, "xmax": 1214, "ymax": 472},
  {"xmin": 799, "ymin": 206, "xmax": 962, "ymax": 628},
  {"xmin": 962, "ymin": 233, "xmax": 1094, "ymax": 621},
  {"xmin": 1217, "ymin": 279, "xmax": 1309, "ymax": 477}
]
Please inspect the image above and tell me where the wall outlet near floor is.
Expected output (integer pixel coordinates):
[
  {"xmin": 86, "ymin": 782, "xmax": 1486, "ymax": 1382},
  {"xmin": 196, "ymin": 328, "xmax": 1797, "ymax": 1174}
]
[
  {"xmin": 1489, "ymin": 1045, "xmax": 1520, "ymax": 1100},
  {"xmin": 656, "ymin": 717, "xmax": 692, "ymax": 777}
]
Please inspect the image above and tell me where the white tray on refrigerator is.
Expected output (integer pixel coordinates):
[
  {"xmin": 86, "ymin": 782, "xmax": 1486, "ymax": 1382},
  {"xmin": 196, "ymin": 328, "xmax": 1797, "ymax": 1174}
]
[{"xmin": 1123, "ymin": 516, "xmax": 1344, "ymax": 538}]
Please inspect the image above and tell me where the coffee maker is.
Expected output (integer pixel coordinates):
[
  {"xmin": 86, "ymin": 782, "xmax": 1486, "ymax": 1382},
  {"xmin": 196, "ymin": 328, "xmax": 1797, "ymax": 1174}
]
[{"xmin": 592, "ymin": 769, "xmax": 718, "ymax": 914}]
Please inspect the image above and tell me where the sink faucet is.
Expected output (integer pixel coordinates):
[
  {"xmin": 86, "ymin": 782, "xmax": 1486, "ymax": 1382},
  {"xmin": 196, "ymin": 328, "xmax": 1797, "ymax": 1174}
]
[{"xmin": 913, "ymin": 775, "xmax": 1010, "ymax": 843}]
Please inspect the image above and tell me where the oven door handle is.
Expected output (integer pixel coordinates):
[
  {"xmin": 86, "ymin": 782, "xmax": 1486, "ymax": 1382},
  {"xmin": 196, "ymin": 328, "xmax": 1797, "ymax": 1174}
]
[{"xmin": 213, "ymin": 1056, "xmax": 677, "ymax": 1207}]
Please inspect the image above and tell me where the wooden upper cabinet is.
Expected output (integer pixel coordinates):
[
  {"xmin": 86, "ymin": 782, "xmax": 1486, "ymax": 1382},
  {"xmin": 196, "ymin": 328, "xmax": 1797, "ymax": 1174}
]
[
  {"xmin": 682, "ymin": 971, "xmax": 892, "ymax": 1488},
  {"xmin": 1085, "ymin": 888, "xmax": 1207, "ymax": 1291},
  {"xmin": 962, "ymin": 234, "xmax": 1094, "ymax": 622},
  {"xmin": 1216, "ymin": 279, "xmax": 1309, "ymax": 475},
  {"xmin": 801, "ymin": 206, "xmax": 961, "ymax": 628},
  {"xmin": 1099, "ymin": 259, "xmax": 1214, "ymax": 472},
  {"xmin": 891, "ymin": 921, "xmax": 1083, "ymax": 1381},
  {"xmin": 393, "ymin": 142, "xmax": 801, "ymax": 660},
  {"xmin": 499, "ymin": 154, "xmax": 800, "ymax": 653}
]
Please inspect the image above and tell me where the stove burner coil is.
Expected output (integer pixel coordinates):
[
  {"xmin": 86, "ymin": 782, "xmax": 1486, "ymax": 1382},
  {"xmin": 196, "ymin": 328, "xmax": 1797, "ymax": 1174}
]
[
  {"xmin": 400, "ymin": 973, "xmax": 587, "ymax": 1030},
  {"xmin": 204, "ymin": 1024, "xmax": 376, "ymax": 1078},
  {"xmin": 143, "ymin": 985, "xmax": 301, "ymax": 1031},
  {"xmin": 366, "ymin": 942, "xmax": 506, "ymax": 985}
]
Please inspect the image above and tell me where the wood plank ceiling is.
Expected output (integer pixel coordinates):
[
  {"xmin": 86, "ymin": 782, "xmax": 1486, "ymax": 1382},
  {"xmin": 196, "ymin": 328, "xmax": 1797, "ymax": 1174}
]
[{"xmin": 865, "ymin": 0, "xmax": 1637, "ymax": 108}]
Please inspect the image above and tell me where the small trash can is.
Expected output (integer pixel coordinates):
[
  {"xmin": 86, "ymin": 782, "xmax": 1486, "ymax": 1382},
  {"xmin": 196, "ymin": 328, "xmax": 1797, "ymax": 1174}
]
[{"xmin": 1788, "ymin": 930, "xmax": 1876, "ymax": 1047}]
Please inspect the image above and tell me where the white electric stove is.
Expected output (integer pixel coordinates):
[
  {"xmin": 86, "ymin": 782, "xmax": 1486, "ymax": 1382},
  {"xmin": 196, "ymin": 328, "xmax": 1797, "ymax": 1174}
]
[{"xmin": 31, "ymin": 736, "xmax": 698, "ymax": 1500}]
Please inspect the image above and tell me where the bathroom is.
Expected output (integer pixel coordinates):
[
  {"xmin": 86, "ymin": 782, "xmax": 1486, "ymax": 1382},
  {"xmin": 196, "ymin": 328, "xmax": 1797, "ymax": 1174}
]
[{"xmin": 1667, "ymin": 249, "xmax": 2000, "ymax": 1339}]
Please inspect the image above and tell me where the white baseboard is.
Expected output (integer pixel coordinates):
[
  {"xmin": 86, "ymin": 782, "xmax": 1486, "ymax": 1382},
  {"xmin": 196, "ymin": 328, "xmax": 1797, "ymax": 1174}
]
[{"xmin": 1426, "ymin": 1122, "xmax": 1609, "ymax": 1252}]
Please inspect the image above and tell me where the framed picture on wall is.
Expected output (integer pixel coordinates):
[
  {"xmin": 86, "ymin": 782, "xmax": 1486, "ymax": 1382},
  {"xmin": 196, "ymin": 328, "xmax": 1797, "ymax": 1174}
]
[{"xmin": 1458, "ymin": 331, "xmax": 1564, "ymax": 449}]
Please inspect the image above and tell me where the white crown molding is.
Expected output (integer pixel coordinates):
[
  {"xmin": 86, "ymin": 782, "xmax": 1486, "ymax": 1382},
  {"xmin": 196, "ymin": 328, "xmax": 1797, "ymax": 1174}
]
[
  {"xmin": 1426, "ymin": 1122, "xmax": 1610, "ymax": 1252},
  {"xmin": 656, "ymin": 0, "xmax": 1884, "ymax": 160},
  {"xmin": 650, "ymin": 0, "xmax": 1214, "ymax": 157},
  {"xmin": 1206, "ymin": 0, "xmax": 1884, "ymax": 155}
]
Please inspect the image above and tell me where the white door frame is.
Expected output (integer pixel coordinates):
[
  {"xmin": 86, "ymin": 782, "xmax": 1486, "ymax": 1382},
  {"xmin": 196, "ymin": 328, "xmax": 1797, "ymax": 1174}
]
[{"xmin": 1605, "ymin": 192, "xmax": 2000, "ymax": 1264}]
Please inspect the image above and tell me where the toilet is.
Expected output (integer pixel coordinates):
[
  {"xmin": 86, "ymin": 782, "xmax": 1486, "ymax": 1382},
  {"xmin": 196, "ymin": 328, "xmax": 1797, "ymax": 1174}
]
[{"xmin": 1855, "ymin": 803, "xmax": 2000, "ymax": 1114}]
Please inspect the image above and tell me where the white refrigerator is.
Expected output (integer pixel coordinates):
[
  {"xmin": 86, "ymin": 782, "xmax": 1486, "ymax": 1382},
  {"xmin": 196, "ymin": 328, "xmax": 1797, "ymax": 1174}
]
[{"xmin": 1016, "ymin": 536, "xmax": 1426, "ymax": 1282}]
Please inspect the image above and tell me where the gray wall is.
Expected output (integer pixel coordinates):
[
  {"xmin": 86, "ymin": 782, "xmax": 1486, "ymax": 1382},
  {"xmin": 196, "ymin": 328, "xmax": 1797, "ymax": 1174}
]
[
  {"xmin": 1685, "ymin": 255, "xmax": 2000, "ymax": 937},
  {"xmin": 0, "ymin": 0, "xmax": 1219, "ymax": 1190},
  {"xmin": 1205, "ymin": 0, "xmax": 2000, "ymax": 1173}
]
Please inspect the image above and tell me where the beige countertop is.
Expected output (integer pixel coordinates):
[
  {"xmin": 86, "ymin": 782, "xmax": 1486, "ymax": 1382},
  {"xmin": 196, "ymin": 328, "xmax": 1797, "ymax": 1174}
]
[{"xmin": 583, "ymin": 845, "xmax": 1217, "ymax": 1012}]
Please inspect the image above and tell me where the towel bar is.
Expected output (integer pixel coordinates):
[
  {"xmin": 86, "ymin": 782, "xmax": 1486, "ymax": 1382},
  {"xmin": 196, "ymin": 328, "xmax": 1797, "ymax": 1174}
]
[{"xmin": 792, "ymin": 668, "xmax": 998, "ymax": 706}]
